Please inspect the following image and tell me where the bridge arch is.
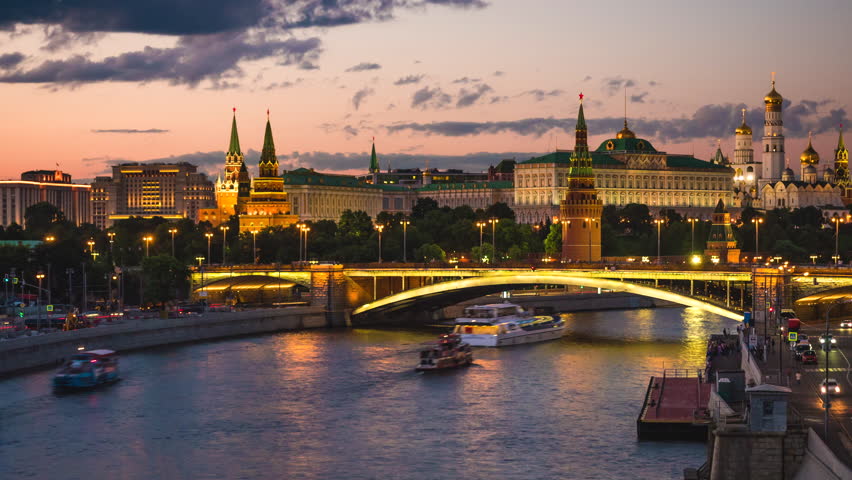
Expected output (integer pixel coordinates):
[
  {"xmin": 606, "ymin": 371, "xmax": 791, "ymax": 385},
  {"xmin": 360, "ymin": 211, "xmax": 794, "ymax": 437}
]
[{"xmin": 352, "ymin": 273, "xmax": 743, "ymax": 321}]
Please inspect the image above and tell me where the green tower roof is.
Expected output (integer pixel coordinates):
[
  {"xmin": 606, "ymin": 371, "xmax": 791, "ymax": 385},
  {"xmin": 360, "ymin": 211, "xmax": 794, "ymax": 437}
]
[
  {"xmin": 576, "ymin": 100, "xmax": 587, "ymax": 131},
  {"xmin": 260, "ymin": 118, "xmax": 276, "ymax": 165},
  {"xmin": 228, "ymin": 111, "xmax": 241, "ymax": 155},
  {"xmin": 369, "ymin": 141, "xmax": 379, "ymax": 172},
  {"xmin": 838, "ymin": 126, "xmax": 847, "ymax": 153}
]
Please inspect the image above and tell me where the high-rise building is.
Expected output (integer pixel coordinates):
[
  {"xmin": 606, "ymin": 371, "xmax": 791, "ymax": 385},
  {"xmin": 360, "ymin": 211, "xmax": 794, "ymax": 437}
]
[
  {"xmin": 0, "ymin": 170, "xmax": 90, "ymax": 227},
  {"xmin": 761, "ymin": 74, "xmax": 785, "ymax": 183},
  {"xmin": 90, "ymin": 163, "xmax": 214, "ymax": 228},
  {"xmin": 560, "ymin": 95, "xmax": 602, "ymax": 262}
]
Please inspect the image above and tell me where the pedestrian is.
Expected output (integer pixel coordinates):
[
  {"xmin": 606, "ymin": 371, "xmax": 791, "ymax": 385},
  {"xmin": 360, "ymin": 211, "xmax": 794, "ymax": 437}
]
[
  {"xmin": 723, "ymin": 327, "xmax": 728, "ymax": 337},
  {"xmin": 795, "ymin": 371, "xmax": 801, "ymax": 384}
]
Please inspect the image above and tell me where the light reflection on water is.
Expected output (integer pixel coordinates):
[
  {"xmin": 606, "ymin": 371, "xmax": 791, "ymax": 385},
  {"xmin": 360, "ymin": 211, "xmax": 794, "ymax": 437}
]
[{"xmin": 0, "ymin": 307, "xmax": 739, "ymax": 480}]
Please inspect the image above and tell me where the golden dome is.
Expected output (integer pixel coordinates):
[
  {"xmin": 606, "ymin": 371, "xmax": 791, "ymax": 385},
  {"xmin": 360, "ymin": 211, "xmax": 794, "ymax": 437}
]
[
  {"xmin": 764, "ymin": 80, "xmax": 782, "ymax": 110},
  {"xmin": 735, "ymin": 123, "xmax": 752, "ymax": 136},
  {"xmin": 800, "ymin": 134, "xmax": 820, "ymax": 165},
  {"xmin": 616, "ymin": 121, "xmax": 635, "ymax": 139}
]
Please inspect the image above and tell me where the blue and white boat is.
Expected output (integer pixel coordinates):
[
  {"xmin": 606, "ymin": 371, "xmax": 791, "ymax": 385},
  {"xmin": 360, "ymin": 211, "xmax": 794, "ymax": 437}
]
[
  {"xmin": 53, "ymin": 349, "xmax": 120, "ymax": 389},
  {"xmin": 452, "ymin": 303, "xmax": 566, "ymax": 347}
]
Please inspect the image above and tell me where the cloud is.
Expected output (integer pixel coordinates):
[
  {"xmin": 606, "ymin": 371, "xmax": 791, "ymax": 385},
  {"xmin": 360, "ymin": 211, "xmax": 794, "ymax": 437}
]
[
  {"xmin": 490, "ymin": 95, "xmax": 508, "ymax": 104},
  {"xmin": 346, "ymin": 62, "xmax": 381, "ymax": 72},
  {"xmin": 630, "ymin": 92, "xmax": 649, "ymax": 103},
  {"xmin": 0, "ymin": 52, "xmax": 24, "ymax": 69},
  {"xmin": 279, "ymin": 149, "xmax": 537, "ymax": 174},
  {"xmin": 452, "ymin": 76, "xmax": 480, "ymax": 84},
  {"xmin": 386, "ymin": 100, "xmax": 850, "ymax": 142},
  {"xmin": 523, "ymin": 89, "xmax": 564, "ymax": 101},
  {"xmin": 602, "ymin": 76, "xmax": 635, "ymax": 96},
  {"xmin": 411, "ymin": 86, "xmax": 452, "ymax": 109},
  {"xmin": 92, "ymin": 128, "xmax": 169, "ymax": 134},
  {"xmin": 583, "ymin": 75, "xmax": 592, "ymax": 82},
  {"xmin": 0, "ymin": 32, "xmax": 322, "ymax": 87},
  {"xmin": 493, "ymin": 70, "xmax": 504, "ymax": 77},
  {"xmin": 40, "ymin": 26, "xmax": 104, "ymax": 52},
  {"xmin": 456, "ymin": 83, "xmax": 493, "ymax": 107},
  {"xmin": 393, "ymin": 74, "xmax": 424, "ymax": 85},
  {"xmin": 343, "ymin": 125, "xmax": 359, "ymax": 137},
  {"xmin": 352, "ymin": 87, "xmax": 375, "ymax": 110}
]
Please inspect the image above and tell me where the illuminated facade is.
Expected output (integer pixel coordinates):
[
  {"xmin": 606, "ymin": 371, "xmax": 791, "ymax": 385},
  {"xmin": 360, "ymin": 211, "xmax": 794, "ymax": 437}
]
[
  {"xmin": 703, "ymin": 199, "xmax": 740, "ymax": 263},
  {"xmin": 91, "ymin": 163, "xmax": 214, "ymax": 228},
  {"xmin": 282, "ymin": 168, "xmax": 384, "ymax": 221},
  {"xmin": 0, "ymin": 170, "xmax": 90, "ymax": 227},
  {"xmin": 761, "ymin": 74, "xmax": 785, "ymax": 184}
]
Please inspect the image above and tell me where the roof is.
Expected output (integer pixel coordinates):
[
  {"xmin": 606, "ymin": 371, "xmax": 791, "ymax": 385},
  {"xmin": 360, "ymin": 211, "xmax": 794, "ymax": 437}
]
[
  {"xmin": 520, "ymin": 150, "xmax": 621, "ymax": 166},
  {"xmin": 520, "ymin": 150, "xmax": 724, "ymax": 170},
  {"xmin": 666, "ymin": 155, "xmax": 730, "ymax": 170},
  {"xmin": 228, "ymin": 113, "xmax": 241, "ymax": 155},
  {"xmin": 714, "ymin": 199, "xmax": 727, "ymax": 213},
  {"xmin": 282, "ymin": 168, "xmax": 377, "ymax": 189},
  {"xmin": 746, "ymin": 384, "xmax": 791, "ymax": 394},
  {"xmin": 493, "ymin": 159, "xmax": 516, "ymax": 173},
  {"xmin": 595, "ymin": 137, "xmax": 659, "ymax": 153},
  {"xmin": 417, "ymin": 181, "xmax": 513, "ymax": 192}
]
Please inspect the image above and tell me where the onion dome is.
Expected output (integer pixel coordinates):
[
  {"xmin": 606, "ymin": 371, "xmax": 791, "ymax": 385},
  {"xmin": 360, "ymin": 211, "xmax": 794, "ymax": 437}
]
[
  {"xmin": 735, "ymin": 108, "xmax": 752, "ymax": 135},
  {"xmin": 764, "ymin": 79, "xmax": 783, "ymax": 111},
  {"xmin": 782, "ymin": 167, "xmax": 794, "ymax": 181},
  {"xmin": 803, "ymin": 164, "xmax": 817, "ymax": 175},
  {"xmin": 616, "ymin": 120, "xmax": 635, "ymax": 139},
  {"xmin": 800, "ymin": 133, "xmax": 820, "ymax": 165}
]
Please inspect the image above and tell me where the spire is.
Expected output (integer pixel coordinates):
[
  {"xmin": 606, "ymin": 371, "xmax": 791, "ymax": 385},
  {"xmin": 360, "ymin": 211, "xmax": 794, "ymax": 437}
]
[
  {"xmin": 838, "ymin": 124, "xmax": 847, "ymax": 152},
  {"xmin": 258, "ymin": 113, "xmax": 278, "ymax": 177},
  {"xmin": 228, "ymin": 108, "xmax": 241, "ymax": 155},
  {"xmin": 576, "ymin": 93, "xmax": 587, "ymax": 131},
  {"xmin": 568, "ymin": 93, "xmax": 593, "ymax": 184},
  {"xmin": 369, "ymin": 137, "xmax": 380, "ymax": 173}
]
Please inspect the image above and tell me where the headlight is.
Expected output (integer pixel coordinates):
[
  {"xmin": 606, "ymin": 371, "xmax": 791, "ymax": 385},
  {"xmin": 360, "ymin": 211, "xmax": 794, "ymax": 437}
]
[
  {"xmin": 832, "ymin": 338, "xmax": 837, "ymax": 344},
  {"xmin": 820, "ymin": 338, "xmax": 826, "ymax": 343},
  {"xmin": 836, "ymin": 387, "xmax": 841, "ymax": 393},
  {"xmin": 822, "ymin": 386, "xmax": 827, "ymax": 393}
]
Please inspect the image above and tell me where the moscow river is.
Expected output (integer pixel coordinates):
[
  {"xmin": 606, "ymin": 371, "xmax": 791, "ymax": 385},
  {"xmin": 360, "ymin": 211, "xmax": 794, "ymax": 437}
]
[{"xmin": 0, "ymin": 307, "xmax": 739, "ymax": 480}]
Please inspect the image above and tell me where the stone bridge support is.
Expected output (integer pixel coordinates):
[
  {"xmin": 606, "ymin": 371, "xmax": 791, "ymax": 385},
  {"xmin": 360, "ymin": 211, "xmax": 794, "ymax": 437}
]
[{"xmin": 309, "ymin": 265, "xmax": 349, "ymax": 327}]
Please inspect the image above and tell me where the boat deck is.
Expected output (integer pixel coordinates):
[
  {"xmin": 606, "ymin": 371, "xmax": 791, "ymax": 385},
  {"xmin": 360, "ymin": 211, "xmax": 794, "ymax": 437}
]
[{"xmin": 637, "ymin": 371, "xmax": 712, "ymax": 440}]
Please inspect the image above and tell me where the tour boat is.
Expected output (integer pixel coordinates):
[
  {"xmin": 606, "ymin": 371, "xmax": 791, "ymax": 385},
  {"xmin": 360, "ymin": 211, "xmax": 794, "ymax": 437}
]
[
  {"xmin": 452, "ymin": 303, "xmax": 566, "ymax": 347},
  {"xmin": 416, "ymin": 334, "xmax": 473, "ymax": 371},
  {"xmin": 53, "ymin": 349, "xmax": 120, "ymax": 390}
]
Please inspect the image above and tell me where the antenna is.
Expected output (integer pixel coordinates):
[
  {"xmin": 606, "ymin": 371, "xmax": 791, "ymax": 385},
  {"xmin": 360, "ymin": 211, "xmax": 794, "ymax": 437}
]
[
  {"xmin": 624, "ymin": 85, "xmax": 628, "ymax": 128},
  {"xmin": 771, "ymin": 71, "xmax": 776, "ymax": 86}
]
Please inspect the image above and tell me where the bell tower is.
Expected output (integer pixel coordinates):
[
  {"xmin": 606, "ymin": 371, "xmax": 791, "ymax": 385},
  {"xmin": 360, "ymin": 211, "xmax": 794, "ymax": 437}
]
[
  {"xmin": 561, "ymin": 93, "xmax": 603, "ymax": 262},
  {"xmin": 761, "ymin": 73, "xmax": 785, "ymax": 183}
]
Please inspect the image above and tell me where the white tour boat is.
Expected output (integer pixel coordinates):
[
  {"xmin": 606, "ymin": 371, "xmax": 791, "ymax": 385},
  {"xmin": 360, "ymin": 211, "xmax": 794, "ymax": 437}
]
[{"xmin": 452, "ymin": 303, "xmax": 566, "ymax": 347}]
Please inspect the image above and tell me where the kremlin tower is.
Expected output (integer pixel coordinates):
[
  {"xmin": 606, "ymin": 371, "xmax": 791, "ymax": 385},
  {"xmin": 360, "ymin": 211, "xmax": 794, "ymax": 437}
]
[
  {"xmin": 560, "ymin": 94, "xmax": 602, "ymax": 262},
  {"xmin": 730, "ymin": 108, "xmax": 759, "ymax": 194},
  {"xmin": 761, "ymin": 74, "xmax": 785, "ymax": 183},
  {"xmin": 216, "ymin": 108, "xmax": 246, "ymax": 216}
]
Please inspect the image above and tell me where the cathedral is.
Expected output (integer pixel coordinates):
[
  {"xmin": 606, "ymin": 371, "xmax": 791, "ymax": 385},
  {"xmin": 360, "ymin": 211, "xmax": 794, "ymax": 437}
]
[{"xmin": 198, "ymin": 110, "xmax": 299, "ymax": 233}]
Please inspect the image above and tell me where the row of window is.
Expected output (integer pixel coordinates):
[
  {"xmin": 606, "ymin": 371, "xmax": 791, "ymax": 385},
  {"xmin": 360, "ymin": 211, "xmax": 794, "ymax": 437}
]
[{"xmin": 516, "ymin": 172, "xmax": 729, "ymax": 190}]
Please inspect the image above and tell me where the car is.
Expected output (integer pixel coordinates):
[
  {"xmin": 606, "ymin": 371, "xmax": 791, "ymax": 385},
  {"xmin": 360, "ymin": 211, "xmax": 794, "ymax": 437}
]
[
  {"xmin": 798, "ymin": 333, "xmax": 809, "ymax": 343},
  {"xmin": 840, "ymin": 320, "xmax": 852, "ymax": 328},
  {"xmin": 819, "ymin": 335, "xmax": 838, "ymax": 351},
  {"xmin": 794, "ymin": 343, "xmax": 812, "ymax": 359},
  {"xmin": 781, "ymin": 309, "xmax": 797, "ymax": 320},
  {"xmin": 802, "ymin": 350, "xmax": 817, "ymax": 364},
  {"xmin": 821, "ymin": 378, "xmax": 841, "ymax": 395}
]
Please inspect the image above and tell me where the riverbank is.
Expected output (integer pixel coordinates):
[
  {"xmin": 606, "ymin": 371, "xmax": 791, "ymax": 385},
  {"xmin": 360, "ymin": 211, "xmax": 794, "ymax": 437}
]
[{"xmin": 0, "ymin": 306, "xmax": 327, "ymax": 376}]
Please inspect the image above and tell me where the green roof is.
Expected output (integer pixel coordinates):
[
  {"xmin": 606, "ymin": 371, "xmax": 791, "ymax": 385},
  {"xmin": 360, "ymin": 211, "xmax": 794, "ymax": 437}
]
[
  {"xmin": 520, "ymin": 151, "xmax": 621, "ymax": 166},
  {"xmin": 228, "ymin": 113, "xmax": 241, "ymax": 155},
  {"xmin": 417, "ymin": 181, "xmax": 512, "ymax": 192},
  {"xmin": 576, "ymin": 101, "xmax": 587, "ymax": 131},
  {"xmin": 666, "ymin": 155, "xmax": 730, "ymax": 170},
  {"xmin": 369, "ymin": 142, "xmax": 379, "ymax": 172},
  {"xmin": 521, "ymin": 149, "xmax": 730, "ymax": 171},
  {"xmin": 594, "ymin": 137, "xmax": 658, "ymax": 153},
  {"xmin": 282, "ymin": 168, "xmax": 377, "ymax": 189}
]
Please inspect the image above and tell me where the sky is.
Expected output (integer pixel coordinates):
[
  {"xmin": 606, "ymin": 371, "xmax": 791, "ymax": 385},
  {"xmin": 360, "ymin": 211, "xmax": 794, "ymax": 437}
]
[{"xmin": 0, "ymin": 0, "xmax": 850, "ymax": 182}]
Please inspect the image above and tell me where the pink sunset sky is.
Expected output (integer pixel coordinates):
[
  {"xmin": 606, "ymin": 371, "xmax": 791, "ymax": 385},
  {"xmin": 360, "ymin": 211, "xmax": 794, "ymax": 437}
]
[{"xmin": 0, "ymin": 0, "xmax": 849, "ymax": 182}]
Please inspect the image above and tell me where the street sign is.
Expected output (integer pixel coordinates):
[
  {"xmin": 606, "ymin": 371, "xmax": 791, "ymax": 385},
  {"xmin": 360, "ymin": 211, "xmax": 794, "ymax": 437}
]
[
  {"xmin": 788, "ymin": 332, "xmax": 797, "ymax": 342},
  {"xmin": 11, "ymin": 277, "xmax": 18, "ymax": 284},
  {"xmin": 46, "ymin": 305, "xmax": 54, "ymax": 312},
  {"xmin": 199, "ymin": 291, "xmax": 208, "ymax": 297}
]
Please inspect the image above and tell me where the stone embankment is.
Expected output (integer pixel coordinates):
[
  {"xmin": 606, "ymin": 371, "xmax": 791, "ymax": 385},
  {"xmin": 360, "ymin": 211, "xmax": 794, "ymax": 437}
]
[{"xmin": 0, "ymin": 306, "xmax": 327, "ymax": 376}]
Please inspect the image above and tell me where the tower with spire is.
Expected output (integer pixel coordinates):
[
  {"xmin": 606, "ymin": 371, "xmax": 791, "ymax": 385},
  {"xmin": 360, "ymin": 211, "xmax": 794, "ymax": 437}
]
[
  {"xmin": 703, "ymin": 199, "xmax": 740, "ymax": 263},
  {"xmin": 835, "ymin": 125, "xmax": 850, "ymax": 191},
  {"xmin": 561, "ymin": 93, "xmax": 603, "ymax": 262},
  {"xmin": 761, "ymin": 73, "xmax": 785, "ymax": 183},
  {"xmin": 253, "ymin": 111, "xmax": 283, "ymax": 193},
  {"xmin": 730, "ymin": 108, "xmax": 759, "ymax": 195},
  {"xmin": 212, "ymin": 108, "xmax": 248, "ymax": 219}
]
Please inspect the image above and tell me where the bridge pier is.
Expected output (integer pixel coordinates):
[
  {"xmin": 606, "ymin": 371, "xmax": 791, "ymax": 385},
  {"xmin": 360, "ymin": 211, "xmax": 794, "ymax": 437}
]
[
  {"xmin": 690, "ymin": 279, "xmax": 694, "ymax": 296},
  {"xmin": 726, "ymin": 280, "xmax": 730, "ymax": 307},
  {"xmin": 309, "ymin": 264, "xmax": 349, "ymax": 327}
]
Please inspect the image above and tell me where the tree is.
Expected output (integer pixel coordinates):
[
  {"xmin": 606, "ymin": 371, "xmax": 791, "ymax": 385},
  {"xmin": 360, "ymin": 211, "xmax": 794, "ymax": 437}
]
[
  {"xmin": 337, "ymin": 210, "xmax": 373, "ymax": 240},
  {"xmin": 141, "ymin": 255, "xmax": 189, "ymax": 305},
  {"xmin": 25, "ymin": 202, "xmax": 66, "ymax": 236},
  {"xmin": 484, "ymin": 202, "xmax": 515, "ymax": 221},
  {"xmin": 411, "ymin": 198, "xmax": 439, "ymax": 219},
  {"xmin": 415, "ymin": 243, "xmax": 446, "ymax": 262},
  {"xmin": 544, "ymin": 223, "xmax": 562, "ymax": 257}
]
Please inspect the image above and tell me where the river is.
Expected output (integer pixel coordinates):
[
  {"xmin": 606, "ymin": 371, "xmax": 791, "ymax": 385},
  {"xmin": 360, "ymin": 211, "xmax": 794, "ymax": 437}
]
[{"xmin": 0, "ymin": 306, "xmax": 739, "ymax": 480}]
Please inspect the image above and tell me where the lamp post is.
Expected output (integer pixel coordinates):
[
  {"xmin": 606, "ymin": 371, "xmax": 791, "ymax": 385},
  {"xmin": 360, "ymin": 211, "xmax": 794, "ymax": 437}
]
[
  {"xmin": 752, "ymin": 217, "xmax": 763, "ymax": 261},
  {"xmin": 476, "ymin": 221, "xmax": 486, "ymax": 263},
  {"xmin": 584, "ymin": 218, "xmax": 593, "ymax": 262},
  {"xmin": 489, "ymin": 218, "xmax": 499, "ymax": 265},
  {"xmin": 250, "ymin": 230, "xmax": 259, "ymax": 264},
  {"xmin": 205, "ymin": 233, "xmax": 213, "ymax": 265},
  {"xmin": 831, "ymin": 216, "xmax": 843, "ymax": 265},
  {"xmin": 301, "ymin": 225, "xmax": 311, "ymax": 262},
  {"xmin": 220, "ymin": 226, "xmax": 229, "ymax": 264},
  {"xmin": 168, "ymin": 228, "xmax": 178, "ymax": 257},
  {"xmin": 142, "ymin": 235, "xmax": 153, "ymax": 257},
  {"xmin": 687, "ymin": 218, "xmax": 698, "ymax": 254},
  {"xmin": 654, "ymin": 219, "xmax": 664, "ymax": 264},
  {"xmin": 107, "ymin": 232, "xmax": 115, "ymax": 258},
  {"xmin": 87, "ymin": 239, "xmax": 95, "ymax": 254},
  {"xmin": 375, "ymin": 224, "xmax": 385, "ymax": 264},
  {"xmin": 400, "ymin": 219, "xmax": 410, "ymax": 263},
  {"xmin": 35, "ymin": 272, "xmax": 45, "ymax": 331},
  {"xmin": 195, "ymin": 256, "xmax": 205, "ymax": 303},
  {"xmin": 296, "ymin": 223, "xmax": 305, "ymax": 262}
]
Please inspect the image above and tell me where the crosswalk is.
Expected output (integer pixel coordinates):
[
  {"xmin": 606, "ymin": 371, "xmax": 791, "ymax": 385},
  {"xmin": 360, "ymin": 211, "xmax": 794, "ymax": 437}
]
[{"xmin": 802, "ymin": 367, "xmax": 849, "ymax": 372}]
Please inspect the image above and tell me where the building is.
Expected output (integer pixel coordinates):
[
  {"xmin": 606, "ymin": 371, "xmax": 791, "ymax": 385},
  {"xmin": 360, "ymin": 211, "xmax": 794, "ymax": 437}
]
[
  {"xmin": 0, "ymin": 170, "xmax": 91, "ymax": 227},
  {"xmin": 91, "ymin": 163, "xmax": 214, "ymax": 229},
  {"xmin": 358, "ymin": 142, "xmax": 489, "ymax": 187},
  {"xmin": 514, "ymin": 123, "xmax": 732, "ymax": 224},
  {"xmin": 730, "ymin": 109, "xmax": 759, "ymax": 200},
  {"xmin": 282, "ymin": 168, "xmax": 384, "ymax": 221},
  {"xmin": 560, "ymin": 95, "xmax": 602, "ymax": 262},
  {"xmin": 761, "ymin": 74, "xmax": 785, "ymax": 185},
  {"xmin": 703, "ymin": 199, "xmax": 740, "ymax": 263},
  {"xmin": 415, "ymin": 181, "xmax": 513, "ymax": 210},
  {"xmin": 835, "ymin": 126, "xmax": 850, "ymax": 204}
]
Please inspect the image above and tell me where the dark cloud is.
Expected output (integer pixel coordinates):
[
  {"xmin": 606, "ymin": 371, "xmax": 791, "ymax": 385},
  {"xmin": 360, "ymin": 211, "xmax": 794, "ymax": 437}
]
[
  {"xmin": 0, "ymin": 33, "xmax": 322, "ymax": 86},
  {"xmin": 40, "ymin": 26, "xmax": 104, "ymax": 52},
  {"xmin": 648, "ymin": 80, "xmax": 658, "ymax": 87},
  {"xmin": 0, "ymin": 52, "xmax": 24, "ymax": 69},
  {"xmin": 602, "ymin": 76, "xmax": 635, "ymax": 96},
  {"xmin": 352, "ymin": 87, "xmax": 375, "ymax": 110},
  {"xmin": 411, "ymin": 86, "xmax": 452, "ymax": 109},
  {"xmin": 345, "ymin": 62, "xmax": 381, "ymax": 72},
  {"xmin": 630, "ymin": 92, "xmax": 649, "ymax": 103},
  {"xmin": 386, "ymin": 100, "xmax": 850, "ymax": 142},
  {"xmin": 393, "ymin": 74, "xmax": 424, "ymax": 85},
  {"xmin": 523, "ymin": 89, "xmax": 563, "ymax": 101},
  {"xmin": 456, "ymin": 83, "xmax": 492, "ymax": 107},
  {"xmin": 343, "ymin": 125, "xmax": 359, "ymax": 137},
  {"xmin": 490, "ymin": 95, "xmax": 508, "ymax": 104},
  {"xmin": 452, "ymin": 76, "xmax": 480, "ymax": 84},
  {"xmin": 279, "ymin": 149, "xmax": 537, "ymax": 173},
  {"xmin": 583, "ymin": 75, "xmax": 592, "ymax": 82},
  {"xmin": 493, "ymin": 70, "xmax": 504, "ymax": 77},
  {"xmin": 92, "ymin": 128, "xmax": 169, "ymax": 134}
]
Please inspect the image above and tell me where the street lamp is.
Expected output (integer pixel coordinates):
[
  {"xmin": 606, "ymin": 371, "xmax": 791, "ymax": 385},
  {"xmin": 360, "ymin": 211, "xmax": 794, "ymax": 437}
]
[
  {"xmin": 300, "ymin": 225, "xmax": 311, "ymax": 262},
  {"xmin": 142, "ymin": 235, "xmax": 153, "ymax": 257},
  {"xmin": 400, "ymin": 219, "xmax": 410, "ymax": 263},
  {"xmin": 653, "ymin": 219, "xmax": 664, "ymax": 264},
  {"xmin": 35, "ymin": 272, "xmax": 45, "ymax": 331},
  {"xmin": 475, "ymin": 221, "xmax": 486, "ymax": 263},
  {"xmin": 752, "ymin": 217, "xmax": 764, "ymax": 261},
  {"xmin": 107, "ymin": 232, "xmax": 115, "ymax": 256},
  {"xmin": 296, "ymin": 223, "xmax": 305, "ymax": 262},
  {"xmin": 220, "ymin": 226, "xmax": 229, "ymax": 264},
  {"xmin": 250, "ymin": 230, "xmax": 259, "ymax": 264},
  {"xmin": 584, "ymin": 218, "xmax": 597, "ymax": 262},
  {"xmin": 45, "ymin": 235, "xmax": 55, "ymax": 243},
  {"xmin": 687, "ymin": 218, "xmax": 698, "ymax": 254},
  {"xmin": 205, "ymin": 233, "xmax": 213, "ymax": 265},
  {"xmin": 375, "ymin": 224, "xmax": 385, "ymax": 263},
  {"xmin": 86, "ymin": 239, "xmax": 95, "ymax": 254},
  {"xmin": 168, "ymin": 228, "xmax": 178, "ymax": 257},
  {"xmin": 489, "ymin": 218, "xmax": 499, "ymax": 265},
  {"xmin": 811, "ymin": 255, "xmax": 819, "ymax": 265},
  {"xmin": 195, "ymin": 256, "xmax": 205, "ymax": 266},
  {"xmin": 831, "ymin": 216, "xmax": 843, "ymax": 265}
]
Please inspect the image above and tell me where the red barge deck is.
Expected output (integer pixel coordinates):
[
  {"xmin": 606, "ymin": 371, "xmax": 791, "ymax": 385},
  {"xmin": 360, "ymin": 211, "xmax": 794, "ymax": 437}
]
[{"xmin": 637, "ymin": 369, "xmax": 712, "ymax": 440}]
